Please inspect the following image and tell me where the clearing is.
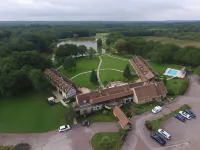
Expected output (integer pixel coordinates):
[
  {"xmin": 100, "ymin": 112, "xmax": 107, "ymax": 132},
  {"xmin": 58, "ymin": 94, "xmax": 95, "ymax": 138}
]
[
  {"xmin": 143, "ymin": 36, "xmax": 200, "ymax": 48},
  {"xmin": 0, "ymin": 92, "xmax": 66, "ymax": 133}
]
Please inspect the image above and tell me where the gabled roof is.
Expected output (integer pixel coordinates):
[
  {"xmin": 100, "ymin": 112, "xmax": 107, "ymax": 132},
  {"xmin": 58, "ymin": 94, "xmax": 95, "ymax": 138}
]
[
  {"xmin": 134, "ymin": 82, "xmax": 167, "ymax": 101},
  {"xmin": 76, "ymin": 84, "xmax": 134, "ymax": 105},
  {"xmin": 113, "ymin": 106, "xmax": 130, "ymax": 128},
  {"xmin": 45, "ymin": 69, "xmax": 76, "ymax": 93},
  {"xmin": 130, "ymin": 56, "xmax": 158, "ymax": 82}
]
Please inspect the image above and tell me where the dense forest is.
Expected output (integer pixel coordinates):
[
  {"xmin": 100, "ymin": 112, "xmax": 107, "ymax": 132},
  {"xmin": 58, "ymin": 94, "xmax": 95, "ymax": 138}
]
[{"xmin": 1, "ymin": 21, "xmax": 200, "ymax": 96}]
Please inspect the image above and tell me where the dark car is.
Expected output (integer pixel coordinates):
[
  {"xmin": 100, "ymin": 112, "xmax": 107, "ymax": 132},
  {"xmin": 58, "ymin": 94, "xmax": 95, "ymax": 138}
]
[
  {"xmin": 82, "ymin": 119, "xmax": 90, "ymax": 126},
  {"xmin": 150, "ymin": 132, "xmax": 166, "ymax": 146},
  {"xmin": 174, "ymin": 113, "xmax": 186, "ymax": 122},
  {"xmin": 184, "ymin": 109, "xmax": 196, "ymax": 118}
]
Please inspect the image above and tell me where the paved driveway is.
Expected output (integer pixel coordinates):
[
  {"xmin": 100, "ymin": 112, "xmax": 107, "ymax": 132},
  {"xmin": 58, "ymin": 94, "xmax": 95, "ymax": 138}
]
[
  {"xmin": 132, "ymin": 75, "xmax": 200, "ymax": 150},
  {"xmin": 0, "ymin": 122, "xmax": 119, "ymax": 150}
]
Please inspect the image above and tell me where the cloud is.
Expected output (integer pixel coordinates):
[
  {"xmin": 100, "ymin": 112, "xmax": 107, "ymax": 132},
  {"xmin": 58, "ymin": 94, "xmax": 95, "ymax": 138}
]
[{"xmin": 0, "ymin": 0, "xmax": 199, "ymax": 21}]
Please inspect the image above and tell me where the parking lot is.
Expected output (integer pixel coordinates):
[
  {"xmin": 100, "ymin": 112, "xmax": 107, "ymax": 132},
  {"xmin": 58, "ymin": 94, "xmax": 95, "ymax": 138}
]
[{"xmin": 134, "ymin": 75, "xmax": 200, "ymax": 150}]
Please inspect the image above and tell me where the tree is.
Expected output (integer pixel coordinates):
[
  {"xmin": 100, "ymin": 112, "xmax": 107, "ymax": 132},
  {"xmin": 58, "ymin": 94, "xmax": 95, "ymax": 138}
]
[
  {"xmin": 90, "ymin": 69, "xmax": 98, "ymax": 84},
  {"xmin": 78, "ymin": 45, "xmax": 87, "ymax": 56},
  {"xmin": 97, "ymin": 38, "xmax": 103, "ymax": 48},
  {"xmin": 123, "ymin": 64, "xmax": 131, "ymax": 79},
  {"xmin": 65, "ymin": 105, "xmax": 76, "ymax": 124},
  {"xmin": 29, "ymin": 69, "xmax": 50, "ymax": 91},
  {"xmin": 163, "ymin": 77, "xmax": 167, "ymax": 85},
  {"xmin": 63, "ymin": 56, "xmax": 76, "ymax": 71},
  {"xmin": 99, "ymin": 136, "xmax": 115, "ymax": 150},
  {"xmin": 114, "ymin": 39, "xmax": 127, "ymax": 53},
  {"xmin": 87, "ymin": 47, "xmax": 96, "ymax": 58},
  {"xmin": 106, "ymin": 37, "xmax": 112, "ymax": 46},
  {"xmin": 73, "ymin": 34, "xmax": 79, "ymax": 39}
]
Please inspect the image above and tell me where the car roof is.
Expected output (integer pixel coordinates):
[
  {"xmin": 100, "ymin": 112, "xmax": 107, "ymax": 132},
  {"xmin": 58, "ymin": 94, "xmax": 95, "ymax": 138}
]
[{"xmin": 60, "ymin": 125, "xmax": 66, "ymax": 129}]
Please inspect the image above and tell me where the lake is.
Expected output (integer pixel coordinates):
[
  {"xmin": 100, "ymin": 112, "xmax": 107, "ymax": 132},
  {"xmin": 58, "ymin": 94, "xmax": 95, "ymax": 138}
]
[{"xmin": 57, "ymin": 39, "xmax": 105, "ymax": 54}]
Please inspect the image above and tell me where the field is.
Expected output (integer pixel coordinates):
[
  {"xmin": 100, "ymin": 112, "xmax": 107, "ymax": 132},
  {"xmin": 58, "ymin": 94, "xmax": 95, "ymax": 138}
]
[
  {"xmin": 58, "ymin": 37, "xmax": 95, "ymax": 42},
  {"xmin": 71, "ymin": 72, "xmax": 99, "ymax": 89},
  {"xmin": 0, "ymin": 92, "xmax": 66, "ymax": 133},
  {"xmin": 91, "ymin": 132, "xmax": 121, "ymax": 150},
  {"xmin": 59, "ymin": 57, "xmax": 99, "ymax": 78},
  {"xmin": 100, "ymin": 55, "xmax": 134, "ymax": 72},
  {"xmin": 143, "ymin": 36, "xmax": 200, "ymax": 48}
]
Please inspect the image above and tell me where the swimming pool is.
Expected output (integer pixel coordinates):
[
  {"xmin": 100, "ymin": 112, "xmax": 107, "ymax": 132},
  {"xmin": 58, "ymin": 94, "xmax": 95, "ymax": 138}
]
[{"xmin": 167, "ymin": 69, "xmax": 178, "ymax": 77}]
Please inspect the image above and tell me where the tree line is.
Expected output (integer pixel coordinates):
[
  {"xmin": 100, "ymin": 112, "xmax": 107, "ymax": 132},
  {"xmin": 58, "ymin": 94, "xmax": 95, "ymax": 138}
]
[{"xmin": 109, "ymin": 33, "xmax": 200, "ymax": 67}]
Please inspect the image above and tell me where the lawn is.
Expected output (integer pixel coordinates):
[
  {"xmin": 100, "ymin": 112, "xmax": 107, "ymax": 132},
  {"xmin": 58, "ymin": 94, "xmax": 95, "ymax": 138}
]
[
  {"xmin": 148, "ymin": 61, "xmax": 183, "ymax": 75},
  {"xmin": 100, "ymin": 55, "xmax": 135, "ymax": 72},
  {"xmin": 143, "ymin": 36, "xmax": 200, "ymax": 48},
  {"xmin": 59, "ymin": 57, "xmax": 99, "ymax": 78},
  {"xmin": 71, "ymin": 72, "xmax": 99, "ymax": 89},
  {"xmin": 91, "ymin": 132, "xmax": 121, "ymax": 150},
  {"xmin": 0, "ymin": 92, "xmax": 66, "ymax": 133},
  {"xmin": 166, "ymin": 78, "xmax": 188, "ymax": 95},
  {"xmin": 58, "ymin": 37, "xmax": 95, "ymax": 42},
  {"xmin": 100, "ymin": 70, "xmax": 123, "ymax": 85}
]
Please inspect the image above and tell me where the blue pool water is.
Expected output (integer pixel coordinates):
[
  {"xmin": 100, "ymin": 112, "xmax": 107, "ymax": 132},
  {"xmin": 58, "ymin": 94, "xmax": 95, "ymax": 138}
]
[{"xmin": 167, "ymin": 69, "xmax": 178, "ymax": 76}]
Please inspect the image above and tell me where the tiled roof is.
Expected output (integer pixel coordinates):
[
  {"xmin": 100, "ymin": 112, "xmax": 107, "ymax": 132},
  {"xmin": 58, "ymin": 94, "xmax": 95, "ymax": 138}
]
[
  {"xmin": 113, "ymin": 106, "xmax": 130, "ymax": 128},
  {"xmin": 130, "ymin": 56, "xmax": 158, "ymax": 82},
  {"xmin": 44, "ymin": 69, "xmax": 76, "ymax": 93},
  {"xmin": 134, "ymin": 82, "xmax": 167, "ymax": 101}
]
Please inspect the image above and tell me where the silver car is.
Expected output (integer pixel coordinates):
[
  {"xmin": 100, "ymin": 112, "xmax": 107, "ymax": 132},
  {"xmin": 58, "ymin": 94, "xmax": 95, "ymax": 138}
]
[{"xmin": 158, "ymin": 129, "xmax": 171, "ymax": 140}]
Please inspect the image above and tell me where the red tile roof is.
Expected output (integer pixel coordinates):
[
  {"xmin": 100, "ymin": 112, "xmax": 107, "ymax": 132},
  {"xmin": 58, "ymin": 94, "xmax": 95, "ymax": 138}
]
[
  {"xmin": 113, "ymin": 106, "xmax": 130, "ymax": 128},
  {"xmin": 130, "ymin": 56, "xmax": 158, "ymax": 82},
  {"xmin": 45, "ymin": 69, "xmax": 76, "ymax": 93}
]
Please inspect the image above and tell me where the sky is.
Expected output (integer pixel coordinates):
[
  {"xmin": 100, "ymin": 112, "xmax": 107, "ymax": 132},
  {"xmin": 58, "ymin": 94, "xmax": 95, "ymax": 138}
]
[{"xmin": 0, "ymin": 0, "xmax": 199, "ymax": 21}]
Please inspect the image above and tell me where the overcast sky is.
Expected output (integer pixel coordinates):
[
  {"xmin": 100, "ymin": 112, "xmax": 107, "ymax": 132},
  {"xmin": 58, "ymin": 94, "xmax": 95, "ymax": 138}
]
[{"xmin": 0, "ymin": 0, "xmax": 199, "ymax": 21}]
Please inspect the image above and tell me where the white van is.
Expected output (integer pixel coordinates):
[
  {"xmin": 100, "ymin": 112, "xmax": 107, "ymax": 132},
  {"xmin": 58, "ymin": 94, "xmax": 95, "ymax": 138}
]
[{"xmin": 158, "ymin": 129, "xmax": 171, "ymax": 140}]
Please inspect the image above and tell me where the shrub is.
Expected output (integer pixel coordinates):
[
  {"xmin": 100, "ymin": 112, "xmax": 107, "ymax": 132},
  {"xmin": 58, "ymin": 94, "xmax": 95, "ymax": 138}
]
[
  {"xmin": 0, "ymin": 146, "xmax": 14, "ymax": 150},
  {"xmin": 178, "ymin": 77, "xmax": 189, "ymax": 95},
  {"xmin": 14, "ymin": 143, "xmax": 31, "ymax": 150},
  {"xmin": 145, "ymin": 120, "xmax": 152, "ymax": 131},
  {"xmin": 134, "ymin": 108, "xmax": 143, "ymax": 115},
  {"xmin": 119, "ymin": 128, "xmax": 127, "ymax": 136},
  {"xmin": 102, "ymin": 110, "xmax": 109, "ymax": 115}
]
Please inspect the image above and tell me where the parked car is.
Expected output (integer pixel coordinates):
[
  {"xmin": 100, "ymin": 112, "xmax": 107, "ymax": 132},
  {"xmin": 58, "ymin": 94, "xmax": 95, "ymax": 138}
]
[
  {"xmin": 179, "ymin": 111, "xmax": 191, "ymax": 119},
  {"xmin": 184, "ymin": 109, "xmax": 196, "ymax": 118},
  {"xmin": 174, "ymin": 113, "xmax": 186, "ymax": 122},
  {"xmin": 58, "ymin": 125, "xmax": 71, "ymax": 132},
  {"xmin": 152, "ymin": 106, "xmax": 162, "ymax": 114},
  {"xmin": 158, "ymin": 129, "xmax": 171, "ymax": 140},
  {"xmin": 150, "ymin": 132, "xmax": 166, "ymax": 146},
  {"xmin": 82, "ymin": 119, "xmax": 90, "ymax": 126},
  {"xmin": 47, "ymin": 97, "xmax": 56, "ymax": 105}
]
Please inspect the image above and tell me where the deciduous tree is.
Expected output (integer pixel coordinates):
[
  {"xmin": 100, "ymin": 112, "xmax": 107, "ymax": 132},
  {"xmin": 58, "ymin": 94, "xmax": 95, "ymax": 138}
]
[
  {"xmin": 87, "ymin": 47, "xmax": 96, "ymax": 58},
  {"xmin": 114, "ymin": 39, "xmax": 127, "ymax": 53},
  {"xmin": 63, "ymin": 56, "xmax": 76, "ymax": 71}
]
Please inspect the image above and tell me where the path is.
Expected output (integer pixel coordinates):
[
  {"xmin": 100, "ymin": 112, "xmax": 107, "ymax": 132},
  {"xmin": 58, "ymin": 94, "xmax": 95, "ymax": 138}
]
[
  {"xmin": 97, "ymin": 56, "xmax": 104, "ymax": 87},
  {"xmin": 70, "ymin": 68, "xmax": 123, "ymax": 80},
  {"xmin": 106, "ymin": 54, "xmax": 129, "ymax": 61},
  {"xmin": 56, "ymin": 65, "xmax": 62, "ymax": 70},
  {"xmin": 0, "ymin": 123, "xmax": 119, "ymax": 150}
]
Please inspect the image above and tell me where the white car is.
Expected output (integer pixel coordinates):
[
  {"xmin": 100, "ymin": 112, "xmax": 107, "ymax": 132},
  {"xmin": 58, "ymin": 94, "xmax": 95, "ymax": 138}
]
[
  {"xmin": 58, "ymin": 125, "xmax": 71, "ymax": 132},
  {"xmin": 158, "ymin": 129, "xmax": 171, "ymax": 140},
  {"xmin": 152, "ymin": 106, "xmax": 162, "ymax": 114},
  {"xmin": 179, "ymin": 111, "xmax": 191, "ymax": 119}
]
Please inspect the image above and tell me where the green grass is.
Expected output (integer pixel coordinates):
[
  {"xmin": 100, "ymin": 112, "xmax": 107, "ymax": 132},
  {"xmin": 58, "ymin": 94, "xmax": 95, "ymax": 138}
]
[
  {"xmin": 166, "ymin": 78, "xmax": 187, "ymax": 95},
  {"xmin": 143, "ymin": 36, "xmax": 200, "ymax": 48},
  {"xmin": 91, "ymin": 132, "xmax": 121, "ymax": 150},
  {"xmin": 100, "ymin": 55, "xmax": 135, "ymax": 72},
  {"xmin": 59, "ymin": 57, "xmax": 99, "ymax": 78},
  {"xmin": 71, "ymin": 72, "xmax": 99, "ymax": 89},
  {"xmin": 100, "ymin": 70, "xmax": 123, "ymax": 84},
  {"xmin": 148, "ymin": 61, "xmax": 182, "ymax": 74},
  {"xmin": 0, "ymin": 92, "xmax": 66, "ymax": 133},
  {"xmin": 149, "ymin": 104, "xmax": 191, "ymax": 131}
]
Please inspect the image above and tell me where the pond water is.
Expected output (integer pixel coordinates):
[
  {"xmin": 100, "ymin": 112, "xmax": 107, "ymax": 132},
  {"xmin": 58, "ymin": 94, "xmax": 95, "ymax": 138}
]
[{"xmin": 57, "ymin": 39, "xmax": 105, "ymax": 54}]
